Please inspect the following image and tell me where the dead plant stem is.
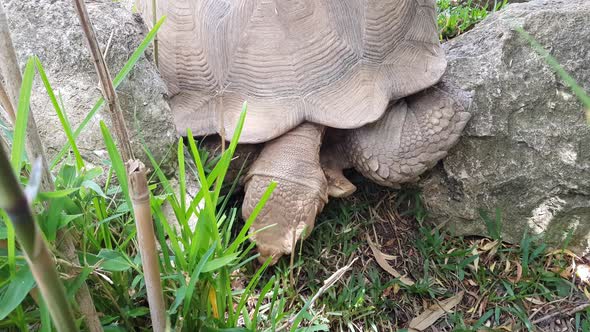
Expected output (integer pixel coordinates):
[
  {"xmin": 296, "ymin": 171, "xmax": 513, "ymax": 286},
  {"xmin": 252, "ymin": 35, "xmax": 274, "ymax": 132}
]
[
  {"xmin": 0, "ymin": 2, "xmax": 103, "ymax": 331},
  {"xmin": 71, "ymin": 0, "xmax": 133, "ymax": 161},
  {"xmin": 72, "ymin": 1, "xmax": 166, "ymax": 330}
]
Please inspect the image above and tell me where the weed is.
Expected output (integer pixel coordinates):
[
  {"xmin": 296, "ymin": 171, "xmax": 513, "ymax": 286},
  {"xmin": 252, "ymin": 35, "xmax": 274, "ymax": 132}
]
[{"xmin": 437, "ymin": 0, "xmax": 508, "ymax": 40}]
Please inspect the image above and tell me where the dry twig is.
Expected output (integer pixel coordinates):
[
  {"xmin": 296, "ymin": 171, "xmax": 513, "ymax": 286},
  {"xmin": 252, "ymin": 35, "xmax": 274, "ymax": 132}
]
[
  {"xmin": 72, "ymin": 1, "xmax": 166, "ymax": 330},
  {"xmin": 0, "ymin": 79, "xmax": 15, "ymax": 120},
  {"xmin": 0, "ymin": 148, "xmax": 78, "ymax": 332},
  {"xmin": 531, "ymin": 302, "xmax": 590, "ymax": 325},
  {"xmin": 0, "ymin": 2, "xmax": 103, "ymax": 331},
  {"xmin": 71, "ymin": 0, "xmax": 133, "ymax": 161}
]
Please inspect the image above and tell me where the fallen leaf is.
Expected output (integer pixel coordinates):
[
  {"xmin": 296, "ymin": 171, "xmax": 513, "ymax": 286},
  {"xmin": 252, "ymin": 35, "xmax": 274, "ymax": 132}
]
[
  {"xmin": 480, "ymin": 240, "xmax": 499, "ymax": 252},
  {"xmin": 489, "ymin": 243, "xmax": 500, "ymax": 257},
  {"xmin": 382, "ymin": 286, "xmax": 393, "ymax": 297},
  {"xmin": 478, "ymin": 297, "xmax": 488, "ymax": 317},
  {"xmin": 503, "ymin": 260, "xmax": 511, "ymax": 274},
  {"xmin": 525, "ymin": 297, "xmax": 544, "ymax": 305},
  {"xmin": 381, "ymin": 282, "xmax": 401, "ymax": 297},
  {"xmin": 496, "ymin": 325, "xmax": 514, "ymax": 331},
  {"xmin": 490, "ymin": 261, "xmax": 496, "ymax": 273},
  {"xmin": 306, "ymin": 257, "xmax": 358, "ymax": 309},
  {"xmin": 408, "ymin": 291, "xmax": 465, "ymax": 331},
  {"xmin": 472, "ymin": 247, "xmax": 480, "ymax": 273},
  {"xmin": 508, "ymin": 261, "xmax": 523, "ymax": 283},
  {"xmin": 546, "ymin": 249, "xmax": 580, "ymax": 260},
  {"xmin": 366, "ymin": 234, "xmax": 414, "ymax": 286},
  {"xmin": 559, "ymin": 266, "xmax": 574, "ymax": 279}
]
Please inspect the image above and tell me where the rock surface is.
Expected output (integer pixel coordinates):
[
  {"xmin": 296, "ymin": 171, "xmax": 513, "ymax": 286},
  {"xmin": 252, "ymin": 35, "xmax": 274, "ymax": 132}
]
[
  {"xmin": 422, "ymin": 0, "xmax": 590, "ymax": 254},
  {"xmin": 3, "ymin": 0, "xmax": 176, "ymax": 174}
]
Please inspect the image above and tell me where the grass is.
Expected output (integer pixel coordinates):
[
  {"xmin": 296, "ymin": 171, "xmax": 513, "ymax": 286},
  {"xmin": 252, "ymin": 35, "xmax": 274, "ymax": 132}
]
[
  {"xmin": 437, "ymin": 0, "xmax": 508, "ymax": 40},
  {"xmin": 248, "ymin": 182, "xmax": 590, "ymax": 331},
  {"xmin": 2, "ymin": 0, "xmax": 590, "ymax": 331}
]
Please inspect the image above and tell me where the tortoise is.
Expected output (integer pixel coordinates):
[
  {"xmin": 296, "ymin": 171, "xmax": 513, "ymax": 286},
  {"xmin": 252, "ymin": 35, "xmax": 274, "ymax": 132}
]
[{"xmin": 137, "ymin": 0, "xmax": 471, "ymax": 264}]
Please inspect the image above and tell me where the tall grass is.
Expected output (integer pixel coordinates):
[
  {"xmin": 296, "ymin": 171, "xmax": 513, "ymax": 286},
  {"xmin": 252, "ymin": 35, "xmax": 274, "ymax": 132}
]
[
  {"xmin": 0, "ymin": 13, "xmax": 292, "ymax": 331},
  {"xmin": 0, "ymin": 56, "xmax": 78, "ymax": 332},
  {"xmin": 437, "ymin": 0, "xmax": 507, "ymax": 40}
]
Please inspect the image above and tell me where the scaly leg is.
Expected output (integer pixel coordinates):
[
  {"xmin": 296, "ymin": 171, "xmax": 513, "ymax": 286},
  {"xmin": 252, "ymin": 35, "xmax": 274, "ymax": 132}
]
[{"xmin": 242, "ymin": 123, "xmax": 328, "ymax": 264}]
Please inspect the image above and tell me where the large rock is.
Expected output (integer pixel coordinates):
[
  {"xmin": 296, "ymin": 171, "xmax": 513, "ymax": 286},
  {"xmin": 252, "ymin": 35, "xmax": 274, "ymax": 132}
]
[
  {"xmin": 422, "ymin": 0, "xmax": 590, "ymax": 254},
  {"xmin": 3, "ymin": 0, "xmax": 177, "ymax": 174}
]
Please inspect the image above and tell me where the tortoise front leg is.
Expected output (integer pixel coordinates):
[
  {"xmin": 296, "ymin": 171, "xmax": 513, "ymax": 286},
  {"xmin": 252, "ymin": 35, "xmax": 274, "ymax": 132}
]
[{"xmin": 242, "ymin": 123, "xmax": 328, "ymax": 264}]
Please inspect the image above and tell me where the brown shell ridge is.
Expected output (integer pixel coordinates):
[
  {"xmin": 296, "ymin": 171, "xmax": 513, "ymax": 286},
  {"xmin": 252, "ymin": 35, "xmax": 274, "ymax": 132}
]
[{"xmin": 147, "ymin": 0, "xmax": 447, "ymax": 143}]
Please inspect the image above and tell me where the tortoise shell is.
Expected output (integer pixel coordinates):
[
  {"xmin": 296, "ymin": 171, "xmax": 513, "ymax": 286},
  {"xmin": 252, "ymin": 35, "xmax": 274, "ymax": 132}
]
[{"xmin": 138, "ymin": 0, "xmax": 445, "ymax": 143}]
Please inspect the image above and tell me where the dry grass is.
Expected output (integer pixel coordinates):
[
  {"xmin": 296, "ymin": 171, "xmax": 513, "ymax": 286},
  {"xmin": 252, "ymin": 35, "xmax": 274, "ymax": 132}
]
[{"xmin": 253, "ymin": 177, "xmax": 590, "ymax": 331}]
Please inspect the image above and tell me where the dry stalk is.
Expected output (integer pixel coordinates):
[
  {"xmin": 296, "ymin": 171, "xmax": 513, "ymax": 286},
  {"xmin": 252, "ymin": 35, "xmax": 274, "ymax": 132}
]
[
  {"xmin": 72, "ymin": 1, "xmax": 166, "ymax": 330},
  {"xmin": 0, "ymin": 2, "xmax": 103, "ymax": 331},
  {"xmin": 0, "ymin": 146, "xmax": 78, "ymax": 332},
  {"xmin": 0, "ymin": 79, "xmax": 15, "ymax": 120},
  {"xmin": 128, "ymin": 160, "xmax": 167, "ymax": 331},
  {"xmin": 71, "ymin": 0, "xmax": 133, "ymax": 161},
  {"xmin": 151, "ymin": 0, "xmax": 158, "ymax": 68},
  {"xmin": 531, "ymin": 302, "xmax": 590, "ymax": 325}
]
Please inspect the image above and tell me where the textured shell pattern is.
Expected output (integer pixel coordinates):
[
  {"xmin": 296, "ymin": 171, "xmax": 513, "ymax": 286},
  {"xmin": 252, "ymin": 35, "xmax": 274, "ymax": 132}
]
[{"xmin": 137, "ymin": 0, "xmax": 446, "ymax": 143}]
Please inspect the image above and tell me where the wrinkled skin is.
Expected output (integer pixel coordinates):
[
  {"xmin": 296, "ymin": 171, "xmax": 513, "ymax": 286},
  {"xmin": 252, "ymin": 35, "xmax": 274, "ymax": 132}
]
[{"xmin": 242, "ymin": 123, "xmax": 328, "ymax": 264}]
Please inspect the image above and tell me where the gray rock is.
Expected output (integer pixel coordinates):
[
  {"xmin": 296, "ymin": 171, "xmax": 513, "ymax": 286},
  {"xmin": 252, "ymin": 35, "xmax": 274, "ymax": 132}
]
[
  {"xmin": 422, "ymin": 0, "xmax": 590, "ymax": 254},
  {"xmin": 4, "ymin": 0, "xmax": 177, "ymax": 175}
]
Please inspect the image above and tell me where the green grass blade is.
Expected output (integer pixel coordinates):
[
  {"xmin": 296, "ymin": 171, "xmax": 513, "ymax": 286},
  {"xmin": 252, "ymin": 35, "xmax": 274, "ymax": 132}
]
[
  {"xmin": 233, "ymin": 258, "xmax": 272, "ymax": 325},
  {"xmin": 0, "ymin": 266, "xmax": 35, "ymax": 320},
  {"xmin": 39, "ymin": 298, "xmax": 52, "ymax": 332},
  {"xmin": 152, "ymin": 199, "xmax": 188, "ymax": 271},
  {"xmin": 226, "ymin": 181, "xmax": 276, "ymax": 254},
  {"xmin": 10, "ymin": 57, "xmax": 35, "ymax": 171},
  {"xmin": 182, "ymin": 244, "xmax": 216, "ymax": 319},
  {"xmin": 201, "ymin": 252, "xmax": 239, "ymax": 273},
  {"xmin": 211, "ymin": 102, "xmax": 247, "ymax": 203},
  {"xmin": 6, "ymin": 57, "xmax": 35, "ymax": 279},
  {"xmin": 142, "ymin": 145, "xmax": 187, "ymax": 239},
  {"xmin": 99, "ymin": 121, "xmax": 131, "ymax": 209},
  {"xmin": 251, "ymin": 276, "xmax": 276, "ymax": 328},
  {"xmin": 34, "ymin": 57, "xmax": 84, "ymax": 170},
  {"xmin": 517, "ymin": 27, "xmax": 590, "ymax": 124},
  {"xmin": 269, "ymin": 279, "xmax": 281, "ymax": 330},
  {"xmin": 186, "ymin": 130, "xmax": 219, "ymax": 242},
  {"xmin": 51, "ymin": 16, "xmax": 167, "ymax": 168},
  {"xmin": 177, "ymin": 138, "xmax": 187, "ymax": 223},
  {"xmin": 1, "ymin": 211, "xmax": 16, "ymax": 277},
  {"xmin": 182, "ymin": 103, "xmax": 247, "ymax": 226}
]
